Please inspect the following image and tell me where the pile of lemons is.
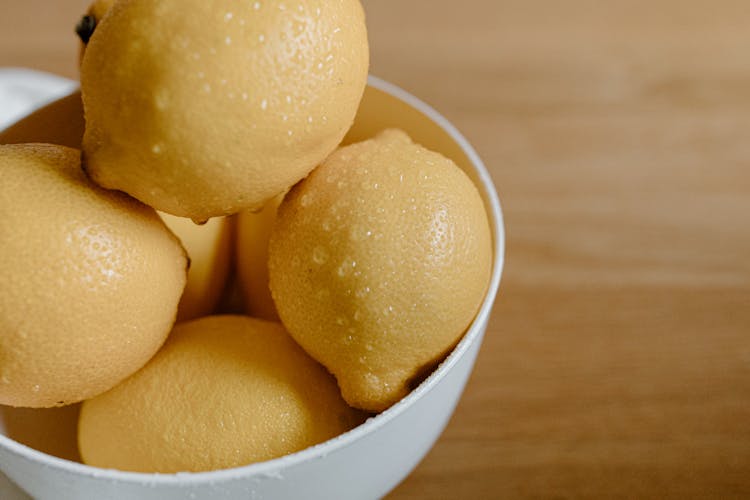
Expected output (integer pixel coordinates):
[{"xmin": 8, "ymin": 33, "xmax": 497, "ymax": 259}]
[{"xmin": 0, "ymin": 0, "xmax": 491, "ymax": 473}]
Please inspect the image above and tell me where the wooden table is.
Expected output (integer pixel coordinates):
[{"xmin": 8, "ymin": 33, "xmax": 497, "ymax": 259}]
[{"xmin": 2, "ymin": 1, "xmax": 749, "ymax": 497}]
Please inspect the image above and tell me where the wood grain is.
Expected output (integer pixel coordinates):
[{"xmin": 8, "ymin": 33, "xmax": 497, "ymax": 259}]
[{"xmin": 2, "ymin": 1, "xmax": 749, "ymax": 498}]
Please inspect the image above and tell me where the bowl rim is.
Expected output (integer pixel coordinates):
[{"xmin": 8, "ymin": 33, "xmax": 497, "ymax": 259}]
[{"xmin": 0, "ymin": 74, "xmax": 506, "ymax": 485}]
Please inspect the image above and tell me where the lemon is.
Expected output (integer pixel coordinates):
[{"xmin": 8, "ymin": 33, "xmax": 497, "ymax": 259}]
[
  {"xmin": 159, "ymin": 213, "xmax": 233, "ymax": 322},
  {"xmin": 75, "ymin": 0, "xmax": 114, "ymax": 45},
  {"xmin": 75, "ymin": 0, "xmax": 115, "ymax": 63},
  {"xmin": 0, "ymin": 92, "xmax": 233, "ymax": 324},
  {"xmin": 80, "ymin": 0, "xmax": 369, "ymax": 220},
  {"xmin": 0, "ymin": 144, "xmax": 187, "ymax": 408},
  {"xmin": 268, "ymin": 129, "xmax": 492, "ymax": 412},
  {"xmin": 236, "ymin": 195, "xmax": 283, "ymax": 321},
  {"xmin": 78, "ymin": 315, "xmax": 365, "ymax": 473}
]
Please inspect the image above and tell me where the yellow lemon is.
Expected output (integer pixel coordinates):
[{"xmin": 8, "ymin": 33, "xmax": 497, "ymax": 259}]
[
  {"xmin": 75, "ymin": 0, "xmax": 114, "ymax": 45},
  {"xmin": 0, "ymin": 94, "xmax": 233, "ymax": 324},
  {"xmin": 268, "ymin": 130, "xmax": 492, "ymax": 412},
  {"xmin": 75, "ymin": 0, "xmax": 115, "ymax": 63},
  {"xmin": 159, "ymin": 213, "xmax": 233, "ymax": 322},
  {"xmin": 0, "ymin": 144, "xmax": 187, "ymax": 408},
  {"xmin": 236, "ymin": 195, "xmax": 283, "ymax": 321},
  {"xmin": 78, "ymin": 315, "xmax": 365, "ymax": 473},
  {"xmin": 80, "ymin": 0, "xmax": 369, "ymax": 220}
]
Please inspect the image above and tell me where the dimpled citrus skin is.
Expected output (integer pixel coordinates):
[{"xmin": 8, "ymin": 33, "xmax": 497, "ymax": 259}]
[
  {"xmin": 78, "ymin": 315, "xmax": 365, "ymax": 473},
  {"xmin": 236, "ymin": 195, "xmax": 283, "ymax": 321},
  {"xmin": 0, "ymin": 144, "xmax": 187, "ymax": 408},
  {"xmin": 159, "ymin": 213, "xmax": 233, "ymax": 322},
  {"xmin": 269, "ymin": 129, "xmax": 493, "ymax": 412},
  {"xmin": 80, "ymin": 0, "xmax": 369, "ymax": 220}
]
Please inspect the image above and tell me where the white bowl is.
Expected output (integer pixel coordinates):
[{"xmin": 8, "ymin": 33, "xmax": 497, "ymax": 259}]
[{"xmin": 0, "ymin": 75, "xmax": 505, "ymax": 500}]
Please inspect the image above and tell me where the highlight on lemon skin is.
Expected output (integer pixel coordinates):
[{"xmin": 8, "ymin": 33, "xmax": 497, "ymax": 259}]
[
  {"xmin": 79, "ymin": 0, "xmax": 370, "ymax": 221},
  {"xmin": 78, "ymin": 315, "xmax": 366, "ymax": 473},
  {"xmin": 268, "ymin": 129, "xmax": 493, "ymax": 412},
  {"xmin": 0, "ymin": 143, "xmax": 187, "ymax": 409}
]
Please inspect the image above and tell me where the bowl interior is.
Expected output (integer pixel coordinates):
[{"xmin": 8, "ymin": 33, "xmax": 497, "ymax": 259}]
[{"xmin": 0, "ymin": 75, "xmax": 504, "ymax": 486}]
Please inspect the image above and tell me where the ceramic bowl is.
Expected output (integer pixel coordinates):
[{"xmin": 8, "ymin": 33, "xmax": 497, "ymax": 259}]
[{"xmin": 0, "ymin": 75, "xmax": 505, "ymax": 500}]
